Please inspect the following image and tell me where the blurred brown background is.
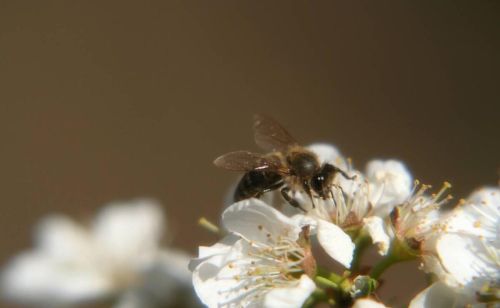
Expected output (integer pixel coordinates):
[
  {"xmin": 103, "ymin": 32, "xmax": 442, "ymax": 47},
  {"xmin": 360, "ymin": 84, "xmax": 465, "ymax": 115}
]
[{"xmin": 0, "ymin": 1, "xmax": 499, "ymax": 306}]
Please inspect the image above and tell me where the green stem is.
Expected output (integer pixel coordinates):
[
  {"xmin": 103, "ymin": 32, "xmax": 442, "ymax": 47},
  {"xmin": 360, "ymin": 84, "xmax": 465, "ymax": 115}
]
[
  {"xmin": 316, "ymin": 267, "xmax": 343, "ymax": 285},
  {"xmin": 369, "ymin": 240, "xmax": 417, "ymax": 280},
  {"xmin": 350, "ymin": 234, "xmax": 371, "ymax": 273},
  {"xmin": 303, "ymin": 288, "xmax": 329, "ymax": 308},
  {"xmin": 315, "ymin": 276, "xmax": 338, "ymax": 289},
  {"xmin": 369, "ymin": 254, "xmax": 398, "ymax": 280}
]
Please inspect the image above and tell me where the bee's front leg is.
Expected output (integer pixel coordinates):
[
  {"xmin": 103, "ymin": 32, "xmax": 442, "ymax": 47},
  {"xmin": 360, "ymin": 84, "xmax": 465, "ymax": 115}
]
[{"xmin": 280, "ymin": 187, "xmax": 306, "ymax": 212}]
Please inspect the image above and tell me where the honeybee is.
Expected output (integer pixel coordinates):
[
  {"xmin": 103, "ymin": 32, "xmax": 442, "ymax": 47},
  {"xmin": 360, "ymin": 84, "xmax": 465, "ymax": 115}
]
[{"xmin": 214, "ymin": 114, "xmax": 354, "ymax": 211}]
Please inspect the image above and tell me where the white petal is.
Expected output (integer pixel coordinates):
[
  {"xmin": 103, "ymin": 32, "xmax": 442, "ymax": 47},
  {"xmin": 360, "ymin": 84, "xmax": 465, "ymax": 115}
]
[
  {"xmin": 446, "ymin": 187, "xmax": 500, "ymax": 242},
  {"xmin": 291, "ymin": 214, "xmax": 318, "ymax": 232},
  {"xmin": 366, "ymin": 160, "xmax": 412, "ymax": 216},
  {"xmin": 420, "ymin": 253, "xmax": 455, "ymax": 286},
  {"xmin": 155, "ymin": 249, "xmax": 192, "ymax": 284},
  {"xmin": 307, "ymin": 143, "xmax": 346, "ymax": 168},
  {"xmin": 199, "ymin": 234, "xmax": 240, "ymax": 259},
  {"xmin": 352, "ymin": 298, "xmax": 389, "ymax": 308},
  {"xmin": 93, "ymin": 199, "xmax": 164, "ymax": 262},
  {"xmin": 436, "ymin": 233, "xmax": 498, "ymax": 288},
  {"xmin": 191, "ymin": 254, "xmax": 228, "ymax": 308},
  {"xmin": 468, "ymin": 187, "xmax": 500, "ymax": 206},
  {"xmin": 409, "ymin": 282, "xmax": 457, "ymax": 308},
  {"xmin": 222, "ymin": 198, "xmax": 302, "ymax": 243},
  {"xmin": 1, "ymin": 252, "xmax": 113, "ymax": 305},
  {"xmin": 189, "ymin": 234, "xmax": 240, "ymax": 271},
  {"xmin": 191, "ymin": 240, "xmax": 248, "ymax": 308},
  {"xmin": 316, "ymin": 219, "xmax": 354, "ymax": 268},
  {"xmin": 363, "ymin": 216, "xmax": 391, "ymax": 255},
  {"xmin": 263, "ymin": 275, "xmax": 315, "ymax": 308},
  {"xmin": 35, "ymin": 215, "xmax": 95, "ymax": 261},
  {"xmin": 337, "ymin": 170, "xmax": 366, "ymax": 199},
  {"xmin": 117, "ymin": 249, "xmax": 194, "ymax": 308},
  {"xmin": 114, "ymin": 292, "xmax": 147, "ymax": 308}
]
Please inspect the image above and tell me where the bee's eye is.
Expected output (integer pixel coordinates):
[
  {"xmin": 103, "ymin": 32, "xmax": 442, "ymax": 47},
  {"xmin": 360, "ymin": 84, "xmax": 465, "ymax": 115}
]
[{"xmin": 311, "ymin": 174, "xmax": 324, "ymax": 193}]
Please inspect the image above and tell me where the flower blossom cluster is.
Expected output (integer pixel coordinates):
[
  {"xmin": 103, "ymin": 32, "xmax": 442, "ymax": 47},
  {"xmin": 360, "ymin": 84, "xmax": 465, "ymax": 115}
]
[
  {"xmin": 1, "ymin": 200, "xmax": 196, "ymax": 307},
  {"xmin": 0, "ymin": 142, "xmax": 497, "ymax": 307},
  {"xmin": 191, "ymin": 143, "xmax": 499, "ymax": 308}
]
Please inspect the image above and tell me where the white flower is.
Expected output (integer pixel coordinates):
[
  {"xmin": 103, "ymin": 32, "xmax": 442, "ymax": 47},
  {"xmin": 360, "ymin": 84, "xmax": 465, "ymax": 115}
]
[
  {"xmin": 1, "ymin": 199, "xmax": 192, "ymax": 307},
  {"xmin": 414, "ymin": 187, "xmax": 500, "ymax": 307},
  {"xmin": 291, "ymin": 146, "xmax": 412, "ymax": 265},
  {"xmin": 262, "ymin": 145, "xmax": 411, "ymax": 227},
  {"xmin": 276, "ymin": 146, "xmax": 412, "ymax": 267},
  {"xmin": 352, "ymin": 298, "xmax": 390, "ymax": 308},
  {"xmin": 330, "ymin": 157, "xmax": 412, "ymax": 222},
  {"xmin": 364, "ymin": 182, "xmax": 452, "ymax": 256},
  {"xmin": 286, "ymin": 192, "xmax": 356, "ymax": 268},
  {"xmin": 362, "ymin": 216, "xmax": 392, "ymax": 255},
  {"xmin": 365, "ymin": 159, "xmax": 413, "ymax": 217},
  {"xmin": 408, "ymin": 282, "xmax": 459, "ymax": 308},
  {"xmin": 189, "ymin": 199, "xmax": 316, "ymax": 308},
  {"xmin": 307, "ymin": 143, "xmax": 348, "ymax": 171}
]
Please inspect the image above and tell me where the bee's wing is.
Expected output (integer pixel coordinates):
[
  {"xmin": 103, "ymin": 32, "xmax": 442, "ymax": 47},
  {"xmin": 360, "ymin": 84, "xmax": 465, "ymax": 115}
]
[
  {"xmin": 253, "ymin": 114, "xmax": 298, "ymax": 152},
  {"xmin": 213, "ymin": 151, "xmax": 281, "ymax": 172}
]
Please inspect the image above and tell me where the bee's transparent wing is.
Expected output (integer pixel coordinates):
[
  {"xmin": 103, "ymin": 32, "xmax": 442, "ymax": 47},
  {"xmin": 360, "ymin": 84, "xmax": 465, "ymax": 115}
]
[
  {"xmin": 253, "ymin": 114, "xmax": 298, "ymax": 152},
  {"xmin": 213, "ymin": 151, "xmax": 281, "ymax": 171}
]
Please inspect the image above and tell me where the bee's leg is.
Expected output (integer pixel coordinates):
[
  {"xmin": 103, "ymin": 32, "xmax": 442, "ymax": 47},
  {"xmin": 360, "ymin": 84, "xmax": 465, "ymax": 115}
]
[
  {"xmin": 329, "ymin": 189, "xmax": 337, "ymax": 207},
  {"xmin": 281, "ymin": 187, "xmax": 306, "ymax": 212},
  {"xmin": 336, "ymin": 167, "xmax": 356, "ymax": 180},
  {"xmin": 262, "ymin": 179, "xmax": 285, "ymax": 193},
  {"xmin": 331, "ymin": 183, "xmax": 346, "ymax": 196},
  {"xmin": 302, "ymin": 182, "xmax": 316, "ymax": 209},
  {"xmin": 330, "ymin": 184, "xmax": 351, "ymax": 206}
]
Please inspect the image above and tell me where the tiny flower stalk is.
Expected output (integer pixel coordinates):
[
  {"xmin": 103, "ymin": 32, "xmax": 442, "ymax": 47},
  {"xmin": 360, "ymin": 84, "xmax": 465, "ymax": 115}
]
[
  {"xmin": 369, "ymin": 238, "xmax": 418, "ymax": 280},
  {"xmin": 302, "ymin": 288, "xmax": 329, "ymax": 308},
  {"xmin": 315, "ymin": 267, "xmax": 344, "ymax": 286},
  {"xmin": 313, "ymin": 268, "xmax": 379, "ymax": 306},
  {"xmin": 312, "ymin": 275, "xmax": 352, "ymax": 307},
  {"xmin": 349, "ymin": 232, "xmax": 372, "ymax": 273},
  {"xmin": 315, "ymin": 276, "xmax": 339, "ymax": 289}
]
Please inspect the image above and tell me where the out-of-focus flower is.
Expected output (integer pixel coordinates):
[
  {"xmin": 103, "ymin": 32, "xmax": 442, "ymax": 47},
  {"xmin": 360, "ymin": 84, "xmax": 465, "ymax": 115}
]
[
  {"xmin": 412, "ymin": 187, "xmax": 500, "ymax": 307},
  {"xmin": 189, "ymin": 199, "xmax": 316, "ymax": 308},
  {"xmin": 1, "ymin": 199, "xmax": 193, "ymax": 308},
  {"xmin": 352, "ymin": 298, "xmax": 390, "ymax": 308}
]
